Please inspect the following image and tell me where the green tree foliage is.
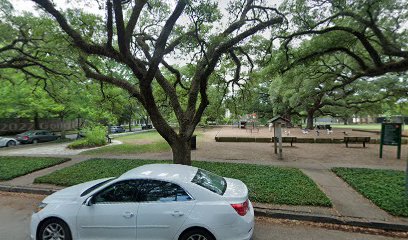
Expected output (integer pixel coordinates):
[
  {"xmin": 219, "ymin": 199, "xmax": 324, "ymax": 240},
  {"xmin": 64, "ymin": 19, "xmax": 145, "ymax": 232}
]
[
  {"xmin": 28, "ymin": 0, "xmax": 284, "ymax": 165},
  {"xmin": 0, "ymin": 1, "xmax": 143, "ymax": 132},
  {"xmin": 263, "ymin": 0, "xmax": 408, "ymax": 127}
]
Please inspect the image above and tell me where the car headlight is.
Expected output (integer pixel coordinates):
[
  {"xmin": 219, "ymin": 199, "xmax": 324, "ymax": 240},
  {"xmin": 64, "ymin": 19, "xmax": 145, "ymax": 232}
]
[{"xmin": 35, "ymin": 202, "xmax": 48, "ymax": 213}]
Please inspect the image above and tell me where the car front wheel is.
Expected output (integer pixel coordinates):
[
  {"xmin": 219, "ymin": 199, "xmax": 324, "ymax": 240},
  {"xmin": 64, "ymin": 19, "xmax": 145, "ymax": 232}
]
[
  {"xmin": 180, "ymin": 229, "xmax": 215, "ymax": 240},
  {"xmin": 6, "ymin": 141, "xmax": 16, "ymax": 147},
  {"xmin": 38, "ymin": 218, "xmax": 72, "ymax": 240}
]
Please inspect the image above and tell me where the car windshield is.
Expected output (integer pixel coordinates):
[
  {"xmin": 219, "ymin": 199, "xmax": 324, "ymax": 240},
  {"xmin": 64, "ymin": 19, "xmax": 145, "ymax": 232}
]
[
  {"xmin": 80, "ymin": 178, "xmax": 116, "ymax": 197},
  {"xmin": 191, "ymin": 169, "xmax": 227, "ymax": 195}
]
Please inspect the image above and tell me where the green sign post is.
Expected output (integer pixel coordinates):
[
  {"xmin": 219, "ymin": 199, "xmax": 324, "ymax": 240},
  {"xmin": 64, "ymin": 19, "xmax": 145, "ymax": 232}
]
[{"xmin": 379, "ymin": 123, "xmax": 402, "ymax": 159}]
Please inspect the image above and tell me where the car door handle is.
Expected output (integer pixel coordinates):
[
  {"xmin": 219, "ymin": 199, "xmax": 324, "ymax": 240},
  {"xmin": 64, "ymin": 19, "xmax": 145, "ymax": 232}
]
[
  {"xmin": 171, "ymin": 211, "xmax": 184, "ymax": 217},
  {"xmin": 123, "ymin": 212, "xmax": 134, "ymax": 218}
]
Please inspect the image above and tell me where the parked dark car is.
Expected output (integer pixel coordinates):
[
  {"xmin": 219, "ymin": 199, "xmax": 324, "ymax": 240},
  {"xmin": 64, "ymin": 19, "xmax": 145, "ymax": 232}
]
[
  {"xmin": 76, "ymin": 131, "xmax": 86, "ymax": 139},
  {"xmin": 141, "ymin": 123, "xmax": 153, "ymax": 130},
  {"xmin": 109, "ymin": 126, "xmax": 126, "ymax": 133},
  {"xmin": 15, "ymin": 130, "xmax": 60, "ymax": 144}
]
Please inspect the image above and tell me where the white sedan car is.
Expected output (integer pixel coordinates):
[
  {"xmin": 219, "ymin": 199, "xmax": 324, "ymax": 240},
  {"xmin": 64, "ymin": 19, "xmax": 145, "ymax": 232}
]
[
  {"xmin": 0, "ymin": 136, "xmax": 18, "ymax": 147},
  {"xmin": 31, "ymin": 164, "xmax": 254, "ymax": 240}
]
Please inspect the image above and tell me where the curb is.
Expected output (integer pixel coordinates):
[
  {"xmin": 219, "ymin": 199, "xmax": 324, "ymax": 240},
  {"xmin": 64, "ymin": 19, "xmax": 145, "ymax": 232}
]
[
  {"xmin": 0, "ymin": 184, "xmax": 57, "ymax": 196},
  {"xmin": 1, "ymin": 184, "xmax": 407, "ymax": 232},
  {"xmin": 254, "ymin": 208, "xmax": 408, "ymax": 232}
]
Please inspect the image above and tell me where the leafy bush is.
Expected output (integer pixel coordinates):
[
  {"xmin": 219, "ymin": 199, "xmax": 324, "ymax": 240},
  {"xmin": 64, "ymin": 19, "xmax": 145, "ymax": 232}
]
[
  {"xmin": 84, "ymin": 125, "xmax": 107, "ymax": 145},
  {"xmin": 68, "ymin": 125, "xmax": 107, "ymax": 149}
]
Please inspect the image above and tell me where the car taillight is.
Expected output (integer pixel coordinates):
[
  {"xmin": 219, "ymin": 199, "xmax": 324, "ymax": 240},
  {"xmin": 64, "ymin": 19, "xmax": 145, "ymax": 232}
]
[
  {"xmin": 231, "ymin": 199, "xmax": 249, "ymax": 216},
  {"xmin": 23, "ymin": 136, "xmax": 29, "ymax": 140}
]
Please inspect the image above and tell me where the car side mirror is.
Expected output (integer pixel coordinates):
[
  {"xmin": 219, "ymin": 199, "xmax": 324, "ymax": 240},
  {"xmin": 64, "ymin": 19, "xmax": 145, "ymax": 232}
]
[{"xmin": 83, "ymin": 196, "xmax": 94, "ymax": 206}]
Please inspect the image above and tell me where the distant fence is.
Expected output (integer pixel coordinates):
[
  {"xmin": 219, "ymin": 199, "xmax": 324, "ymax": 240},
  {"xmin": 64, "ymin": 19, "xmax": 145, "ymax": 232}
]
[{"xmin": 0, "ymin": 118, "xmax": 81, "ymax": 135}]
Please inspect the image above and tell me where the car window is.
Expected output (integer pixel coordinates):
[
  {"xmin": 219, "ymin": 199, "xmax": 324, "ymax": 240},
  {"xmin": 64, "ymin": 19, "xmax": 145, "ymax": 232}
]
[
  {"xmin": 191, "ymin": 169, "xmax": 227, "ymax": 195},
  {"xmin": 80, "ymin": 178, "xmax": 116, "ymax": 197},
  {"xmin": 93, "ymin": 180, "xmax": 141, "ymax": 203},
  {"xmin": 138, "ymin": 180, "xmax": 192, "ymax": 202}
]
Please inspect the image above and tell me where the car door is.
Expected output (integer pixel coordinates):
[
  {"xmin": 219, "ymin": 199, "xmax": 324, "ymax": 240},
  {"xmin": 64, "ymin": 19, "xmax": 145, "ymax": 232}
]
[
  {"xmin": 43, "ymin": 131, "xmax": 53, "ymax": 141},
  {"xmin": 34, "ymin": 132, "xmax": 44, "ymax": 142},
  {"xmin": 136, "ymin": 180, "xmax": 196, "ymax": 240},
  {"xmin": 76, "ymin": 180, "xmax": 141, "ymax": 240}
]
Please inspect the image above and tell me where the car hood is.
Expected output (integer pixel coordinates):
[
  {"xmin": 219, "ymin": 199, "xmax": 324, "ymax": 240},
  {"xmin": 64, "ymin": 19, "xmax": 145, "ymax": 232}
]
[
  {"xmin": 0, "ymin": 137, "xmax": 14, "ymax": 143},
  {"xmin": 43, "ymin": 178, "xmax": 113, "ymax": 203},
  {"xmin": 223, "ymin": 177, "xmax": 248, "ymax": 203}
]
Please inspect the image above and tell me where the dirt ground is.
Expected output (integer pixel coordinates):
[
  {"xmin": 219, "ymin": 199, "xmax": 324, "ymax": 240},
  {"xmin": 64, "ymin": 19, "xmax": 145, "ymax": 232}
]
[
  {"xmin": 128, "ymin": 127, "xmax": 408, "ymax": 170},
  {"xmin": 183, "ymin": 127, "xmax": 407, "ymax": 170}
]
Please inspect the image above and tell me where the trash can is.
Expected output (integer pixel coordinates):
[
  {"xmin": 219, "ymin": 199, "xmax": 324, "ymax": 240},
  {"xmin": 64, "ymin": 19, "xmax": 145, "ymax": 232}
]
[{"xmin": 191, "ymin": 135, "xmax": 197, "ymax": 150}]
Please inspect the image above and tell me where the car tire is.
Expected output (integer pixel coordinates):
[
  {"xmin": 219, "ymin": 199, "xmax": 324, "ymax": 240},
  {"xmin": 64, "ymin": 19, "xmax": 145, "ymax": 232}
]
[
  {"xmin": 38, "ymin": 218, "xmax": 72, "ymax": 240},
  {"xmin": 179, "ymin": 228, "xmax": 215, "ymax": 240},
  {"xmin": 6, "ymin": 141, "xmax": 16, "ymax": 147},
  {"xmin": 32, "ymin": 139, "xmax": 38, "ymax": 144}
]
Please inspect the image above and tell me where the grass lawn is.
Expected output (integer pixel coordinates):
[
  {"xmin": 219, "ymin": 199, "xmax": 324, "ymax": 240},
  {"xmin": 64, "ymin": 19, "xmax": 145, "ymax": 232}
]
[
  {"xmin": 81, "ymin": 131, "xmax": 170, "ymax": 155},
  {"xmin": 0, "ymin": 156, "xmax": 69, "ymax": 181},
  {"xmin": 81, "ymin": 131, "xmax": 203, "ymax": 155},
  {"xmin": 35, "ymin": 158, "xmax": 331, "ymax": 206},
  {"xmin": 82, "ymin": 142, "xmax": 170, "ymax": 155},
  {"xmin": 333, "ymin": 168, "xmax": 408, "ymax": 217}
]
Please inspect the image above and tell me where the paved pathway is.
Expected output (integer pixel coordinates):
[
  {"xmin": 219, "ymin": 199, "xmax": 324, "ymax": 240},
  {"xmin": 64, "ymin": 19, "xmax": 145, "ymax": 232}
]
[
  {"xmin": 0, "ymin": 140, "xmax": 122, "ymax": 156},
  {"xmin": 301, "ymin": 169, "xmax": 404, "ymax": 222}
]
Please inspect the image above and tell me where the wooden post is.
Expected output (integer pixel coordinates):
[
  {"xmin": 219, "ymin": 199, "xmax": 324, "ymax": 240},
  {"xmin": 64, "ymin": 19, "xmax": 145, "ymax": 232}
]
[
  {"xmin": 277, "ymin": 122, "xmax": 283, "ymax": 160},
  {"xmin": 274, "ymin": 124, "xmax": 277, "ymax": 154}
]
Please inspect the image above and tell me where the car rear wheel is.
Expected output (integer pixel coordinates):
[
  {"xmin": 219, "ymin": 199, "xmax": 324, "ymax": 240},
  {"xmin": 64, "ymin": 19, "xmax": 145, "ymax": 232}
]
[
  {"xmin": 6, "ymin": 141, "xmax": 16, "ymax": 147},
  {"xmin": 38, "ymin": 218, "xmax": 72, "ymax": 240},
  {"xmin": 32, "ymin": 139, "xmax": 38, "ymax": 144},
  {"xmin": 180, "ymin": 229, "xmax": 215, "ymax": 240}
]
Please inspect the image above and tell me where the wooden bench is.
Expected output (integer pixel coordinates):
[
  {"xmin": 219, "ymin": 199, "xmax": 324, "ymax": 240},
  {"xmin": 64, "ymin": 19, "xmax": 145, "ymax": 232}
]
[
  {"xmin": 106, "ymin": 135, "xmax": 114, "ymax": 143},
  {"xmin": 344, "ymin": 137, "xmax": 370, "ymax": 148},
  {"xmin": 274, "ymin": 137, "xmax": 297, "ymax": 146}
]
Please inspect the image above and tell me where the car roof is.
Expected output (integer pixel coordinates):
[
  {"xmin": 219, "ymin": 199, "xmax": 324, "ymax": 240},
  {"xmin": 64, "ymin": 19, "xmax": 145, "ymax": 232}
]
[
  {"xmin": 119, "ymin": 164, "xmax": 198, "ymax": 183},
  {"xmin": 21, "ymin": 130, "xmax": 44, "ymax": 134}
]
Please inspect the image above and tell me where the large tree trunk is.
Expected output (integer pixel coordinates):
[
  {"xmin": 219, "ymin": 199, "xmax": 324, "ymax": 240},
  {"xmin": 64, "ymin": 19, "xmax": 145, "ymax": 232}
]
[
  {"xmin": 343, "ymin": 118, "xmax": 349, "ymax": 125},
  {"xmin": 60, "ymin": 116, "xmax": 66, "ymax": 139},
  {"xmin": 170, "ymin": 138, "xmax": 192, "ymax": 165},
  {"xmin": 34, "ymin": 113, "xmax": 40, "ymax": 130},
  {"xmin": 306, "ymin": 110, "xmax": 315, "ymax": 129}
]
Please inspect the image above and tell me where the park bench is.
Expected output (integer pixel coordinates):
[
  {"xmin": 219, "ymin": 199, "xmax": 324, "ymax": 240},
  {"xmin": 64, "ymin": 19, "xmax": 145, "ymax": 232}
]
[
  {"xmin": 344, "ymin": 136, "xmax": 370, "ymax": 148},
  {"xmin": 316, "ymin": 124, "xmax": 331, "ymax": 130},
  {"xmin": 106, "ymin": 135, "xmax": 114, "ymax": 143},
  {"xmin": 274, "ymin": 136, "xmax": 297, "ymax": 146}
]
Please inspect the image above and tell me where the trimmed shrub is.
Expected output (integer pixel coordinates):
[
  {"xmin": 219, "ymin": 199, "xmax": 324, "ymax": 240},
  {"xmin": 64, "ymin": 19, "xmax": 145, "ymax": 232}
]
[{"xmin": 68, "ymin": 125, "xmax": 107, "ymax": 149}]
